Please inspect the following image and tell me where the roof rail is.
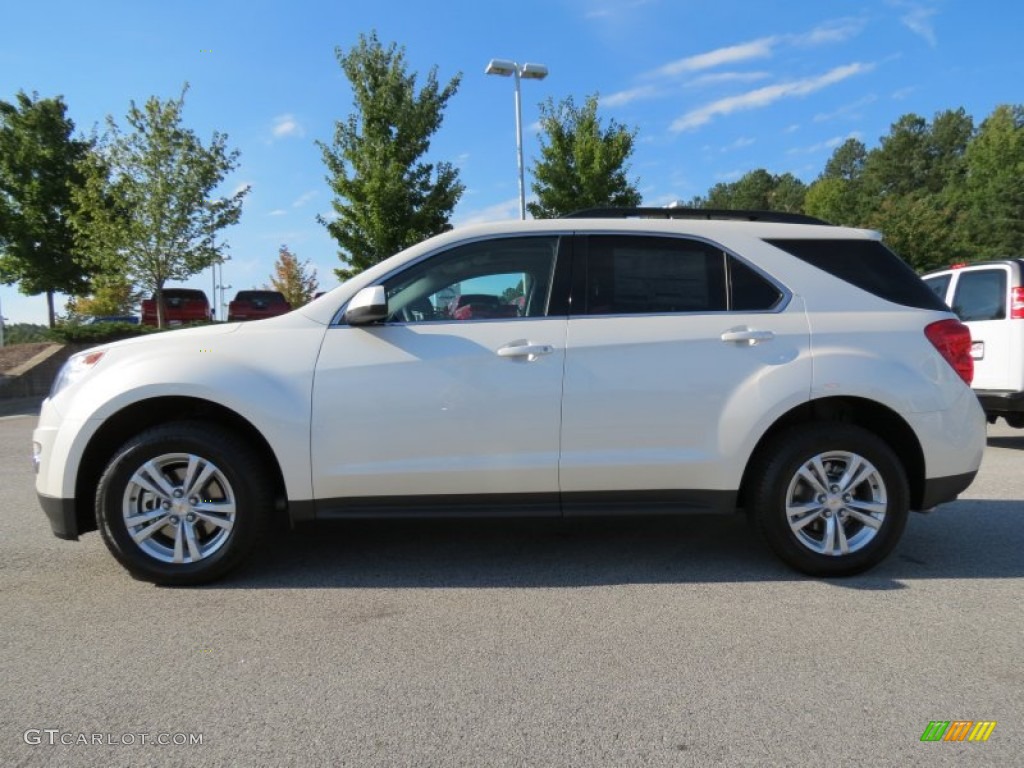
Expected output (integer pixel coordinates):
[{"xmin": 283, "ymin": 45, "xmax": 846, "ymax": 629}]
[{"xmin": 561, "ymin": 207, "xmax": 830, "ymax": 225}]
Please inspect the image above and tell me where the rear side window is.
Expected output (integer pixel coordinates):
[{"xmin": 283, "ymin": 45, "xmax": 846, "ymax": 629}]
[
  {"xmin": 767, "ymin": 239, "xmax": 948, "ymax": 311},
  {"xmin": 582, "ymin": 236, "xmax": 781, "ymax": 315},
  {"xmin": 952, "ymin": 269, "xmax": 1007, "ymax": 321}
]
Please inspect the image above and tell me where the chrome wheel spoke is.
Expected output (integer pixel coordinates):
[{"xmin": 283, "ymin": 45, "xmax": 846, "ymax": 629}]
[
  {"xmin": 131, "ymin": 515, "xmax": 171, "ymax": 543},
  {"xmin": 172, "ymin": 520, "xmax": 185, "ymax": 563},
  {"xmin": 184, "ymin": 521, "xmax": 202, "ymax": 562},
  {"xmin": 124, "ymin": 508, "xmax": 170, "ymax": 527},
  {"xmin": 141, "ymin": 460, "xmax": 177, "ymax": 499},
  {"xmin": 845, "ymin": 506, "xmax": 884, "ymax": 529},
  {"xmin": 798, "ymin": 459, "xmax": 830, "ymax": 496},
  {"xmin": 193, "ymin": 509, "xmax": 234, "ymax": 532},
  {"xmin": 184, "ymin": 461, "xmax": 216, "ymax": 500}
]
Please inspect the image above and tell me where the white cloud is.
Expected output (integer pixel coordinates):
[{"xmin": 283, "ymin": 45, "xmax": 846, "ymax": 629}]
[
  {"xmin": 292, "ymin": 190, "xmax": 317, "ymax": 208},
  {"xmin": 271, "ymin": 114, "xmax": 305, "ymax": 139},
  {"xmin": 671, "ymin": 62, "xmax": 874, "ymax": 132},
  {"xmin": 891, "ymin": 86, "xmax": 915, "ymax": 100},
  {"xmin": 813, "ymin": 94, "xmax": 877, "ymax": 122},
  {"xmin": 268, "ymin": 209, "xmax": 287, "ymax": 217},
  {"xmin": 720, "ymin": 137, "xmax": 755, "ymax": 153},
  {"xmin": 892, "ymin": 1, "xmax": 938, "ymax": 46},
  {"xmin": 602, "ymin": 85, "xmax": 661, "ymax": 107},
  {"xmin": 454, "ymin": 198, "xmax": 520, "ymax": 227},
  {"xmin": 654, "ymin": 38, "xmax": 778, "ymax": 78},
  {"xmin": 232, "ymin": 182, "xmax": 251, "ymax": 197},
  {"xmin": 651, "ymin": 19, "xmax": 865, "ymax": 80},
  {"xmin": 793, "ymin": 18, "xmax": 867, "ymax": 46},
  {"xmin": 686, "ymin": 71, "xmax": 771, "ymax": 88},
  {"xmin": 784, "ymin": 123, "xmax": 801, "ymax": 133}
]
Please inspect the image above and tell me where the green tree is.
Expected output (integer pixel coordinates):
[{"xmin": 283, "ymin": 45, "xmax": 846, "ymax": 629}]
[
  {"xmin": 267, "ymin": 244, "xmax": 319, "ymax": 308},
  {"xmin": 528, "ymin": 94, "xmax": 641, "ymax": 218},
  {"xmin": 65, "ymin": 273, "xmax": 139, "ymax": 318},
  {"xmin": 0, "ymin": 91, "xmax": 95, "ymax": 327},
  {"xmin": 318, "ymin": 31, "xmax": 463, "ymax": 282},
  {"xmin": 696, "ymin": 169, "xmax": 806, "ymax": 213},
  {"xmin": 73, "ymin": 85, "xmax": 247, "ymax": 327},
  {"xmin": 960, "ymin": 104, "xmax": 1024, "ymax": 260}
]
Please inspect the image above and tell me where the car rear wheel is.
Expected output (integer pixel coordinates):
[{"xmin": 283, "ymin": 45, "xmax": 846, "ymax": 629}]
[
  {"xmin": 95, "ymin": 422, "xmax": 273, "ymax": 585},
  {"xmin": 748, "ymin": 424, "xmax": 909, "ymax": 576}
]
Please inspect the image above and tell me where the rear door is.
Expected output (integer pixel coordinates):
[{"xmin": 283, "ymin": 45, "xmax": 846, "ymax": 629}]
[{"xmin": 558, "ymin": 234, "xmax": 811, "ymax": 506}]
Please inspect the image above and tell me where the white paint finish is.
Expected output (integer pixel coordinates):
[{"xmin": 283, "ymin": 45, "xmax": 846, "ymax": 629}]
[
  {"xmin": 559, "ymin": 302, "xmax": 812, "ymax": 492},
  {"xmin": 311, "ymin": 319, "xmax": 567, "ymax": 498}
]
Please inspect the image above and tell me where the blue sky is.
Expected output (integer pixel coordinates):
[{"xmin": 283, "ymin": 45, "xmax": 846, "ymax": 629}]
[{"xmin": 2, "ymin": 0, "xmax": 1021, "ymax": 325}]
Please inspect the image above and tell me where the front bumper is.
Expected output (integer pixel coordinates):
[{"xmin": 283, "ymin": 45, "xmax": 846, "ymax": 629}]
[{"xmin": 38, "ymin": 493, "xmax": 80, "ymax": 540}]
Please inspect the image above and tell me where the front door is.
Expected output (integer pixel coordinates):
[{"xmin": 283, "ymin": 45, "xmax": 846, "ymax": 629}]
[{"xmin": 311, "ymin": 235, "xmax": 569, "ymax": 513}]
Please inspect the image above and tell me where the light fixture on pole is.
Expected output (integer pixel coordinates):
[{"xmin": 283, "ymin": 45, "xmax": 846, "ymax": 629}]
[{"xmin": 485, "ymin": 58, "xmax": 549, "ymax": 220}]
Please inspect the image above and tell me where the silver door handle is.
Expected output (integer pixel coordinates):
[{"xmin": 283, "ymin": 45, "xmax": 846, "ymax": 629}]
[
  {"xmin": 497, "ymin": 343, "xmax": 554, "ymax": 360},
  {"xmin": 720, "ymin": 329, "xmax": 775, "ymax": 345}
]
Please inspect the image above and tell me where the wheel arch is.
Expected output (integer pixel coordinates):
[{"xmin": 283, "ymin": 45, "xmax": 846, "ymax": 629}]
[
  {"xmin": 74, "ymin": 396, "xmax": 290, "ymax": 536},
  {"xmin": 739, "ymin": 396, "xmax": 927, "ymax": 511}
]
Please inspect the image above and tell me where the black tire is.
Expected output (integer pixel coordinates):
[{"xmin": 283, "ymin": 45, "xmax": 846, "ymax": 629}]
[
  {"xmin": 95, "ymin": 421, "xmax": 273, "ymax": 585},
  {"xmin": 747, "ymin": 423, "xmax": 909, "ymax": 577}
]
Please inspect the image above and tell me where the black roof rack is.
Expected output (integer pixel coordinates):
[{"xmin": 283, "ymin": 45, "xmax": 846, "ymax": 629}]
[{"xmin": 561, "ymin": 207, "xmax": 830, "ymax": 225}]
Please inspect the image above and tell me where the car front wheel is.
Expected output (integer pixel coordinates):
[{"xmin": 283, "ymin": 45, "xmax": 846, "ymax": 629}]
[
  {"xmin": 95, "ymin": 422, "xmax": 273, "ymax": 585},
  {"xmin": 748, "ymin": 424, "xmax": 909, "ymax": 576}
]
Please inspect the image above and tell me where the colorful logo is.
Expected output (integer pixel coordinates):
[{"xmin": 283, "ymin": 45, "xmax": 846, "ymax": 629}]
[{"xmin": 920, "ymin": 721, "xmax": 996, "ymax": 742}]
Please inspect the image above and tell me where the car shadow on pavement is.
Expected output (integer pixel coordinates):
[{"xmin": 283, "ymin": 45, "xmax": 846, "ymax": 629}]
[{"xmin": 218, "ymin": 499, "xmax": 1024, "ymax": 591}]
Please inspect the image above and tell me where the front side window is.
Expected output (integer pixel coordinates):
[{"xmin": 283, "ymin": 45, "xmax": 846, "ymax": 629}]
[
  {"xmin": 382, "ymin": 237, "xmax": 559, "ymax": 323},
  {"xmin": 582, "ymin": 236, "xmax": 781, "ymax": 315},
  {"xmin": 952, "ymin": 269, "xmax": 1007, "ymax": 321}
]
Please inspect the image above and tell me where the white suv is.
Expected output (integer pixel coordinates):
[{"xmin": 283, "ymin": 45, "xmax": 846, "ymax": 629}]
[
  {"xmin": 33, "ymin": 209, "xmax": 986, "ymax": 584},
  {"xmin": 922, "ymin": 260, "xmax": 1024, "ymax": 428}
]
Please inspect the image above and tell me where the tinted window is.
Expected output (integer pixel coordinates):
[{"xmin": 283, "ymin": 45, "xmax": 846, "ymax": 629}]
[
  {"xmin": 766, "ymin": 239, "xmax": 948, "ymax": 311},
  {"xmin": 584, "ymin": 236, "xmax": 726, "ymax": 315},
  {"xmin": 383, "ymin": 237, "xmax": 559, "ymax": 322},
  {"xmin": 729, "ymin": 256, "xmax": 783, "ymax": 310},
  {"xmin": 236, "ymin": 291, "xmax": 286, "ymax": 303},
  {"xmin": 952, "ymin": 269, "xmax": 1007, "ymax": 321},
  {"xmin": 923, "ymin": 274, "xmax": 952, "ymax": 304}
]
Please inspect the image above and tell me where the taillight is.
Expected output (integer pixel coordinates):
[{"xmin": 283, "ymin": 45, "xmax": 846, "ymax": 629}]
[
  {"xmin": 1011, "ymin": 286, "xmax": 1024, "ymax": 320},
  {"xmin": 925, "ymin": 319, "xmax": 973, "ymax": 385}
]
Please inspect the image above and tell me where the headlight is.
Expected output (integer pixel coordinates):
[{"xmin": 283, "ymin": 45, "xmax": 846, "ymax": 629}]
[{"xmin": 50, "ymin": 349, "xmax": 106, "ymax": 398}]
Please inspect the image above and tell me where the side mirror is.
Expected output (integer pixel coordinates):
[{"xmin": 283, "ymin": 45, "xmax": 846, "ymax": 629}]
[{"xmin": 343, "ymin": 285, "xmax": 388, "ymax": 326}]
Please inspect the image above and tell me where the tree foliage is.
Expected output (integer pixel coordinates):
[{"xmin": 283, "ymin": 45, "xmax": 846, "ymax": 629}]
[
  {"xmin": 267, "ymin": 244, "xmax": 319, "ymax": 308},
  {"xmin": 65, "ymin": 273, "xmax": 140, "ymax": 318},
  {"xmin": 72, "ymin": 85, "xmax": 246, "ymax": 327},
  {"xmin": 528, "ymin": 94, "xmax": 641, "ymax": 218},
  {"xmin": 0, "ymin": 91, "xmax": 95, "ymax": 327},
  {"xmin": 691, "ymin": 169, "xmax": 807, "ymax": 213},
  {"xmin": 318, "ymin": 31, "xmax": 464, "ymax": 282}
]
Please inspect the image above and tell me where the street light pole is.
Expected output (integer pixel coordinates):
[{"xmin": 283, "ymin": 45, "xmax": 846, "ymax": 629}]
[{"xmin": 485, "ymin": 59, "xmax": 549, "ymax": 220}]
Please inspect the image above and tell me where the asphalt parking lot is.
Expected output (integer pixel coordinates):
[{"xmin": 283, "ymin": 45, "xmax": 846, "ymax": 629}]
[{"xmin": 1, "ymin": 405, "xmax": 1021, "ymax": 767}]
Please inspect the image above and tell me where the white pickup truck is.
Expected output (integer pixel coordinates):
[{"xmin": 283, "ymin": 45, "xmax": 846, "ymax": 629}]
[{"xmin": 923, "ymin": 259, "xmax": 1024, "ymax": 427}]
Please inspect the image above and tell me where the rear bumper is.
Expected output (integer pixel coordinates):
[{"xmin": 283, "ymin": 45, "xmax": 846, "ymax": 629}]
[
  {"xmin": 38, "ymin": 493, "xmax": 80, "ymax": 540},
  {"xmin": 919, "ymin": 471, "xmax": 978, "ymax": 510},
  {"xmin": 975, "ymin": 389, "xmax": 1024, "ymax": 414}
]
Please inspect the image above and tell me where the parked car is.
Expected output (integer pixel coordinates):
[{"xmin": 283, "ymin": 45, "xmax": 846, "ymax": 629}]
[
  {"xmin": 34, "ymin": 208, "xmax": 985, "ymax": 585},
  {"xmin": 140, "ymin": 289, "xmax": 211, "ymax": 327},
  {"xmin": 227, "ymin": 290, "xmax": 292, "ymax": 322},
  {"xmin": 922, "ymin": 259, "xmax": 1024, "ymax": 427}
]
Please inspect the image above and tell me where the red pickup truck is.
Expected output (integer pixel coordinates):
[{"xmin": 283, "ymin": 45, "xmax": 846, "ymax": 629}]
[
  {"xmin": 227, "ymin": 290, "xmax": 292, "ymax": 322},
  {"xmin": 141, "ymin": 289, "xmax": 212, "ymax": 326}
]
